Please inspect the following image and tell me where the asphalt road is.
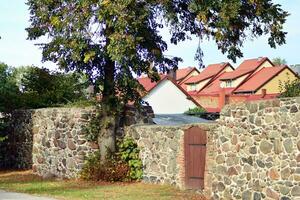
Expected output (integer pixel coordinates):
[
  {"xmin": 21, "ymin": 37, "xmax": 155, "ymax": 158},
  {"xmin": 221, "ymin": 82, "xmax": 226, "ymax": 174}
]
[
  {"xmin": 153, "ymin": 114, "xmax": 212, "ymax": 125},
  {"xmin": 0, "ymin": 190, "xmax": 56, "ymax": 200}
]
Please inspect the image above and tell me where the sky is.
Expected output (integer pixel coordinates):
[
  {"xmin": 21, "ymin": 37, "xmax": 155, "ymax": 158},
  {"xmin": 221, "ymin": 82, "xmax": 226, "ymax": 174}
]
[{"xmin": 0, "ymin": 1, "xmax": 299, "ymax": 70}]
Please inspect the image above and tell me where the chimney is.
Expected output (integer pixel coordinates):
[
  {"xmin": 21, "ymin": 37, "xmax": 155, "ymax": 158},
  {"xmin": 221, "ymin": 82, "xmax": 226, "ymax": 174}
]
[
  {"xmin": 262, "ymin": 89, "xmax": 267, "ymax": 98},
  {"xmin": 258, "ymin": 57, "xmax": 264, "ymax": 61},
  {"xmin": 167, "ymin": 68, "xmax": 177, "ymax": 81},
  {"xmin": 219, "ymin": 88, "xmax": 226, "ymax": 111}
]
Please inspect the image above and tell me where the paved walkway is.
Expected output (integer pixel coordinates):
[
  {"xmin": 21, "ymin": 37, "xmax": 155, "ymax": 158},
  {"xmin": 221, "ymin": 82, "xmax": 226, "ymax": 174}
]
[{"xmin": 0, "ymin": 190, "xmax": 56, "ymax": 200}]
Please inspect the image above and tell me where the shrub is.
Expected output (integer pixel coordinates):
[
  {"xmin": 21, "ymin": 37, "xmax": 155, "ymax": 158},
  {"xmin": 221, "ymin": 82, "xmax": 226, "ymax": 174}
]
[
  {"xmin": 117, "ymin": 137, "xmax": 143, "ymax": 180},
  {"xmin": 80, "ymin": 137, "xmax": 143, "ymax": 182},
  {"xmin": 80, "ymin": 151, "xmax": 130, "ymax": 182},
  {"xmin": 184, "ymin": 107, "xmax": 206, "ymax": 116},
  {"xmin": 279, "ymin": 79, "xmax": 300, "ymax": 98}
]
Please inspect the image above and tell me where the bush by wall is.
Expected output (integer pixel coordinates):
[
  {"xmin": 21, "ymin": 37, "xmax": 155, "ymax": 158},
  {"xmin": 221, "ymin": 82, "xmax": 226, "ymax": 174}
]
[
  {"xmin": 80, "ymin": 151, "xmax": 130, "ymax": 182},
  {"xmin": 80, "ymin": 137, "xmax": 143, "ymax": 182}
]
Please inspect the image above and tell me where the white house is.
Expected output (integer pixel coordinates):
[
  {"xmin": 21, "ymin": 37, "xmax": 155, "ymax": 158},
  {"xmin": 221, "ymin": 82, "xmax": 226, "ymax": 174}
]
[{"xmin": 139, "ymin": 76, "xmax": 200, "ymax": 114}]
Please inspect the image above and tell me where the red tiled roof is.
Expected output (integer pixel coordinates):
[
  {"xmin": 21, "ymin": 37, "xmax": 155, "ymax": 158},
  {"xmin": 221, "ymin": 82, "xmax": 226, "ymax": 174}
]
[
  {"xmin": 198, "ymin": 72, "xmax": 235, "ymax": 95},
  {"xmin": 185, "ymin": 62, "xmax": 232, "ymax": 84},
  {"xmin": 138, "ymin": 67, "xmax": 199, "ymax": 92},
  {"xmin": 176, "ymin": 67, "xmax": 197, "ymax": 81},
  {"xmin": 187, "ymin": 91, "xmax": 199, "ymax": 96},
  {"xmin": 220, "ymin": 57, "xmax": 271, "ymax": 80},
  {"xmin": 234, "ymin": 66, "xmax": 285, "ymax": 93},
  {"xmin": 138, "ymin": 74, "xmax": 167, "ymax": 92},
  {"xmin": 180, "ymin": 82, "xmax": 188, "ymax": 92}
]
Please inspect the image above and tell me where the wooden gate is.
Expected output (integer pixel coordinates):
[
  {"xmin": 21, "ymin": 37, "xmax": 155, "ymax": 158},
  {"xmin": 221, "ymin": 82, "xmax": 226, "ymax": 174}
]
[{"xmin": 184, "ymin": 126, "xmax": 207, "ymax": 189}]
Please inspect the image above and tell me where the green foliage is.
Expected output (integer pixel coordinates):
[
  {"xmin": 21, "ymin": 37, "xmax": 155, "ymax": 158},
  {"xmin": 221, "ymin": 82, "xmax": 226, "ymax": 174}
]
[
  {"xmin": 0, "ymin": 136, "xmax": 7, "ymax": 143},
  {"xmin": 0, "ymin": 63, "xmax": 21, "ymax": 141},
  {"xmin": 272, "ymin": 57, "xmax": 287, "ymax": 65},
  {"xmin": 184, "ymin": 107, "xmax": 207, "ymax": 116},
  {"xmin": 0, "ymin": 63, "xmax": 90, "ymax": 111},
  {"xmin": 0, "ymin": 63, "xmax": 21, "ymax": 113},
  {"xmin": 20, "ymin": 67, "xmax": 89, "ymax": 108},
  {"xmin": 0, "ymin": 116, "xmax": 9, "ymax": 142},
  {"xmin": 26, "ymin": 0, "xmax": 289, "ymax": 110},
  {"xmin": 80, "ymin": 137, "xmax": 143, "ymax": 182},
  {"xmin": 0, "ymin": 63, "xmax": 91, "ymax": 145},
  {"xmin": 279, "ymin": 79, "xmax": 300, "ymax": 98},
  {"xmin": 26, "ymin": 0, "xmax": 289, "ymax": 157},
  {"xmin": 117, "ymin": 137, "xmax": 143, "ymax": 180},
  {"xmin": 85, "ymin": 107, "xmax": 103, "ymax": 142}
]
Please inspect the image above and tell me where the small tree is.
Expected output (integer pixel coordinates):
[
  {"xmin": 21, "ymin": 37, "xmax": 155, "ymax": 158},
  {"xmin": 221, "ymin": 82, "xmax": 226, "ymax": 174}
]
[
  {"xmin": 272, "ymin": 57, "xmax": 287, "ymax": 65},
  {"xmin": 26, "ymin": 0, "xmax": 288, "ymax": 159},
  {"xmin": 279, "ymin": 79, "xmax": 300, "ymax": 98}
]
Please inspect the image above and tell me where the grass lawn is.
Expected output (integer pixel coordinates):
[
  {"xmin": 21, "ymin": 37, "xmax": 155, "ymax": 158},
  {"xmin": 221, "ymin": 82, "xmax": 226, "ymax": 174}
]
[{"xmin": 0, "ymin": 170, "xmax": 205, "ymax": 200}]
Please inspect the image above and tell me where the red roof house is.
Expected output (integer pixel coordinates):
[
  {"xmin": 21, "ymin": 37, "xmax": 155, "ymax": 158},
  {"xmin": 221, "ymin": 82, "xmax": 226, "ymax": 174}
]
[
  {"xmin": 137, "ymin": 57, "xmax": 299, "ymax": 114},
  {"xmin": 184, "ymin": 62, "xmax": 234, "ymax": 92},
  {"xmin": 137, "ymin": 74, "xmax": 167, "ymax": 92},
  {"xmin": 176, "ymin": 67, "xmax": 200, "ymax": 83},
  {"xmin": 185, "ymin": 62, "xmax": 233, "ymax": 84},
  {"xmin": 192, "ymin": 58, "xmax": 299, "ymax": 113},
  {"xmin": 234, "ymin": 65, "xmax": 299, "ymax": 94},
  {"xmin": 220, "ymin": 57, "xmax": 273, "ymax": 80},
  {"xmin": 137, "ymin": 71, "xmax": 202, "ymax": 114}
]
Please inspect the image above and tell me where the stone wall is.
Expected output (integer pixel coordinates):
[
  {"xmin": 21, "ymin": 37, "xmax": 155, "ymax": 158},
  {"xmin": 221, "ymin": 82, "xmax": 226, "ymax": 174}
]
[
  {"xmin": 125, "ymin": 97, "xmax": 300, "ymax": 200},
  {"xmin": 1, "ymin": 105, "xmax": 154, "ymax": 178},
  {"xmin": 210, "ymin": 97, "xmax": 300, "ymax": 200},
  {"xmin": 125, "ymin": 123, "xmax": 217, "ymax": 189},
  {"xmin": 32, "ymin": 107, "xmax": 99, "ymax": 178},
  {"xmin": 3, "ymin": 96, "xmax": 300, "ymax": 200}
]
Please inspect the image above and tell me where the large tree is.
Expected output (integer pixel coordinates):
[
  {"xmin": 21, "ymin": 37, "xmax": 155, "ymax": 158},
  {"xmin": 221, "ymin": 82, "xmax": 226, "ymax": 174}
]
[{"xmin": 26, "ymin": 0, "xmax": 288, "ymax": 158}]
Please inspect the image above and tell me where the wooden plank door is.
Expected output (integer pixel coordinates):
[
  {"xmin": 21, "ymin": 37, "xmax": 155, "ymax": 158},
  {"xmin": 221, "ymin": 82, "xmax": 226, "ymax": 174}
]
[{"xmin": 184, "ymin": 126, "xmax": 207, "ymax": 189}]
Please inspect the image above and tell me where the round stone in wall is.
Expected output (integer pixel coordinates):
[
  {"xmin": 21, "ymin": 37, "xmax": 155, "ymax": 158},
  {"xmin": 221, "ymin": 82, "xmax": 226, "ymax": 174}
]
[{"xmin": 259, "ymin": 140, "xmax": 273, "ymax": 154}]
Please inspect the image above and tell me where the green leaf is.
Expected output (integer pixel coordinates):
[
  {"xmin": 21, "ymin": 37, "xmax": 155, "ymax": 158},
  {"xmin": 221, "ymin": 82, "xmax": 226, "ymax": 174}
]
[{"xmin": 83, "ymin": 51, "xmax": 96, "ymax": 63}]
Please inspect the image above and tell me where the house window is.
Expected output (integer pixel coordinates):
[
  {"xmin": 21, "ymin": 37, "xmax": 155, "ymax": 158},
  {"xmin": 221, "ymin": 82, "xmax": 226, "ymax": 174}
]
[
  {"xmin": 190, "ymin": 84, "xmax": 197, "ymax": 91},
  {"xmin": 226, "ymin": 80, "xmax": 232, "ymax": 87}
]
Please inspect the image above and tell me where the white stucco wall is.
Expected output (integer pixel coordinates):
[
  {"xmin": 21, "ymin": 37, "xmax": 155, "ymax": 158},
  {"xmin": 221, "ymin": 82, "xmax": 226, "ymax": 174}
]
[{"xmin": 143, "ymin": 79, "xmax": 198, "ymax": 114}]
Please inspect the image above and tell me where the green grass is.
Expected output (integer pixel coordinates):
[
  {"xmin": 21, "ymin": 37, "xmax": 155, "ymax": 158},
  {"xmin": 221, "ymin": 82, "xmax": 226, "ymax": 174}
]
[{"xmin": 0, "ymin": 171, "xmax": 205, "ymax": 200}]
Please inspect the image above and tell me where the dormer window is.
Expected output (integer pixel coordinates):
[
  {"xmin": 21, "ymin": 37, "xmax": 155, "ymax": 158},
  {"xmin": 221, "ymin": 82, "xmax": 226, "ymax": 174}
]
[
  {"xmin": 226, "ymin": 80, "xmax": 232, "ymax": 87},
  {"xmin": 190, "ymin": 84, "xmax": 197, "ymax": 91}
]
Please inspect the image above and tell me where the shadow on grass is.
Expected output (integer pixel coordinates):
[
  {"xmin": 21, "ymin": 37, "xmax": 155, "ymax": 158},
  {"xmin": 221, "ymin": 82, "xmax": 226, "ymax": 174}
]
[{"xmin": 0, "ymin": 170, "xmax": 205, "ymax": 200}]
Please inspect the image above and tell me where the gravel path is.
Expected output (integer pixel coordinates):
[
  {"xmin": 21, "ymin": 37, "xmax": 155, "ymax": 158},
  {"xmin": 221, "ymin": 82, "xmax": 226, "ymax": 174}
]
[{"xmin": 0, "ymin": 190, "xmax": 57, "ymax": 200}]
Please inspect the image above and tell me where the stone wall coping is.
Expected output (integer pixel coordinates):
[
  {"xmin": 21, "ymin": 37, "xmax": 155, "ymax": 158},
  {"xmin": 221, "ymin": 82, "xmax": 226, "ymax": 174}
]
[
  {"xmin": 221, "ymin": 96, "xmax": 300, "ymax": 113},
  {"xmin": 14, "ymin": 106, "xmax": 96, "ymax": 112},
  {"xmin": 128, "ymin": 122, "xmax": 217, "ymax": 130}
]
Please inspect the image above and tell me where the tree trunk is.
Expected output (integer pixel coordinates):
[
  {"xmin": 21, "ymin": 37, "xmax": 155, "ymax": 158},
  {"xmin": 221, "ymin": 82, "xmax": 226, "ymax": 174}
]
[{"xmin": 98, "ymin": 58, "xmax": 117, "ymax": 161}]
